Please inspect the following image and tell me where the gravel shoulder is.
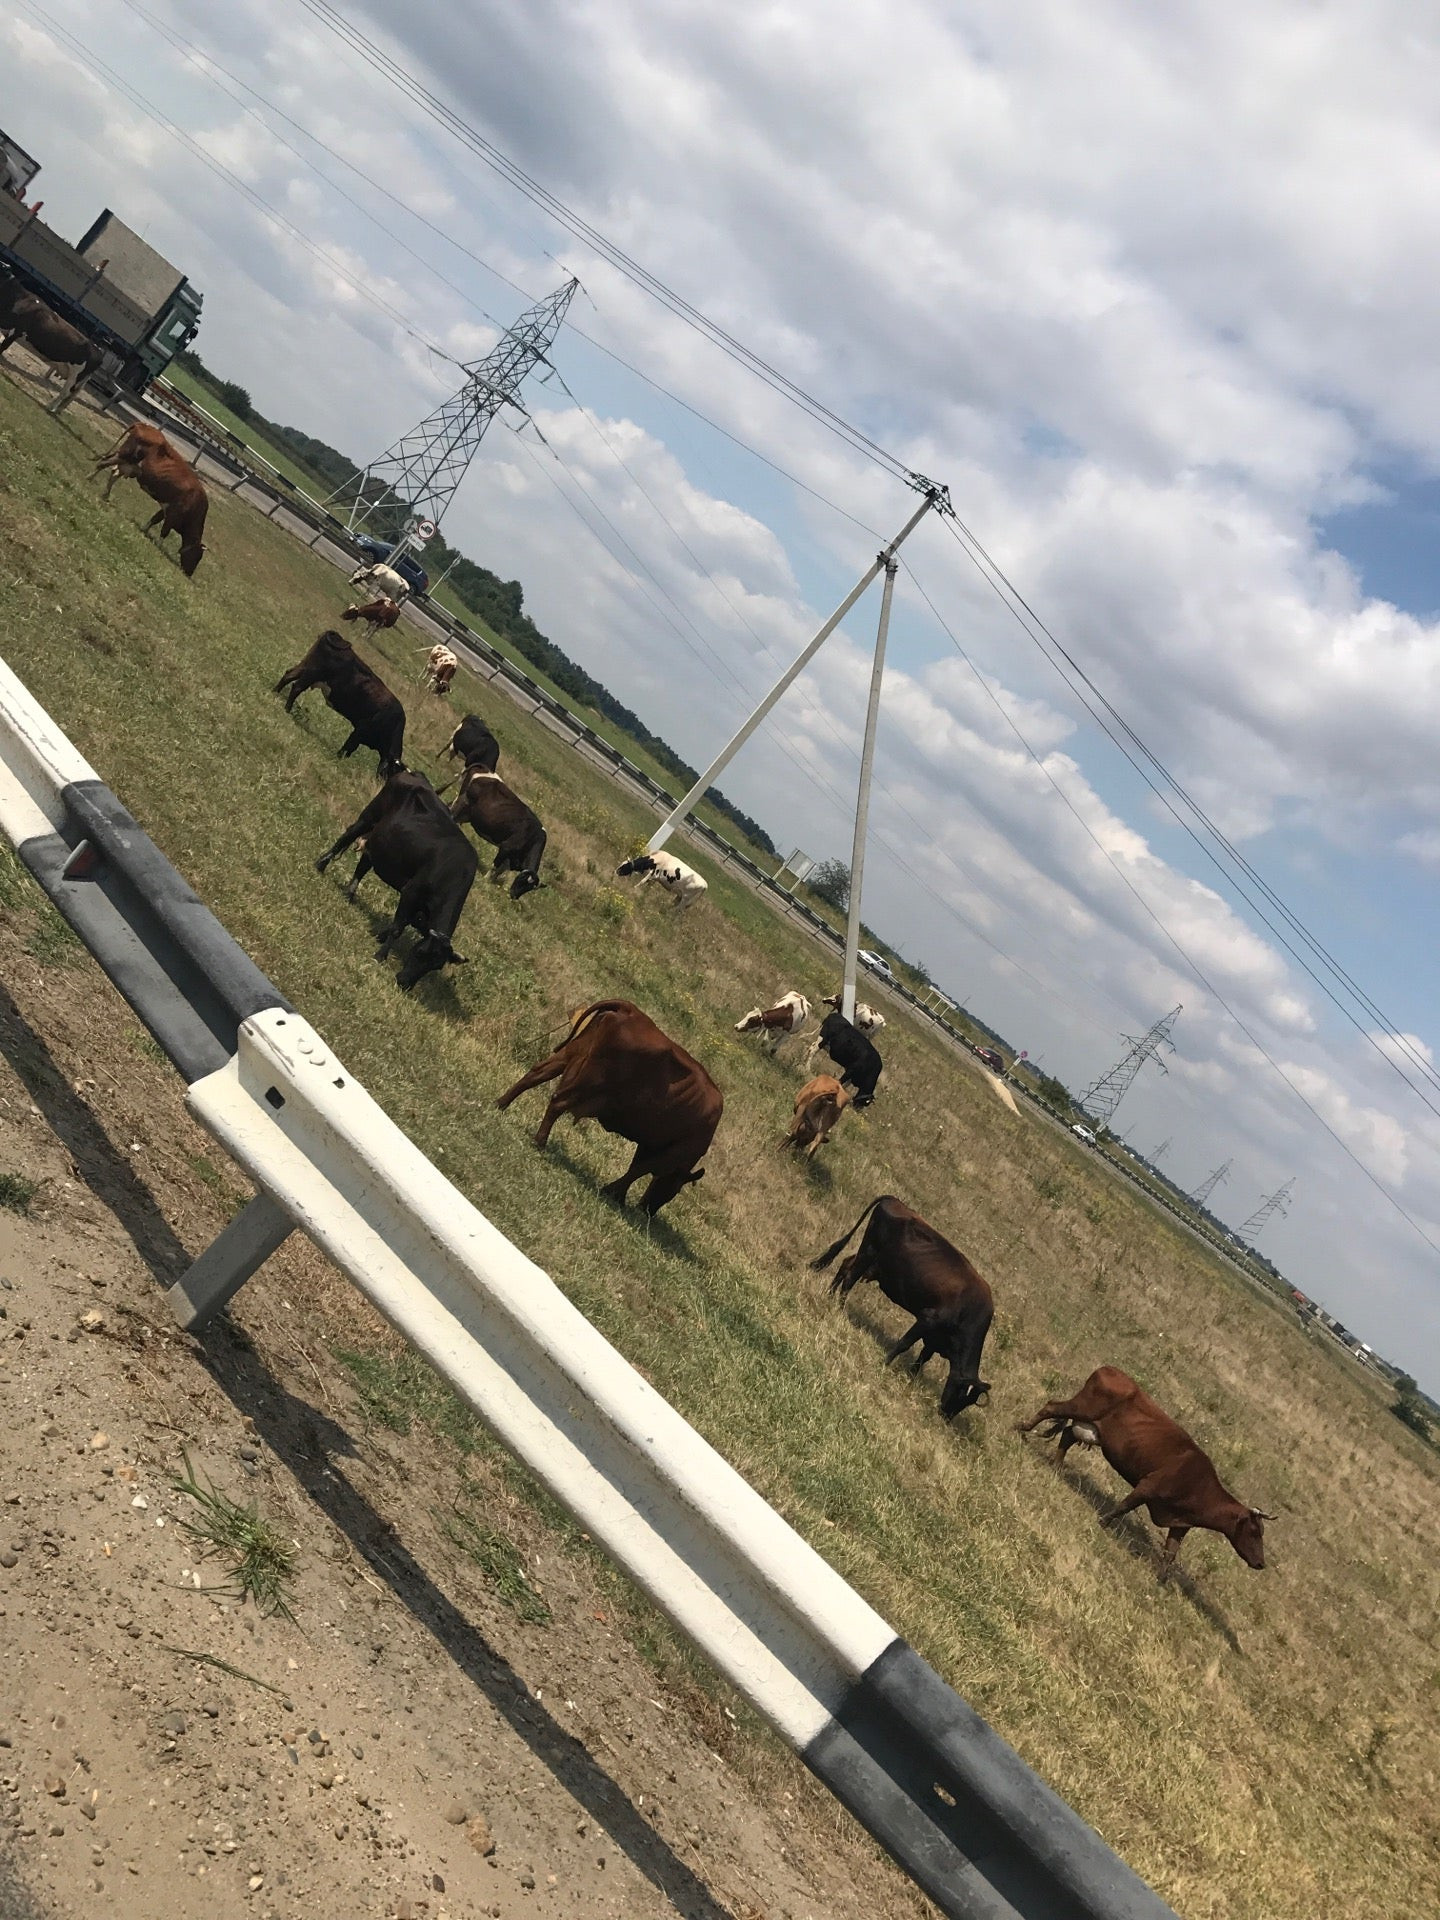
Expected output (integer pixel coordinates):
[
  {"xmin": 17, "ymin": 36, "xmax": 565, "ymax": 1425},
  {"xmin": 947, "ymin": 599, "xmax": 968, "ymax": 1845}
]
[{"xmin": 0, "ymin": 912, "xmax": 923, "ymax": 1920}]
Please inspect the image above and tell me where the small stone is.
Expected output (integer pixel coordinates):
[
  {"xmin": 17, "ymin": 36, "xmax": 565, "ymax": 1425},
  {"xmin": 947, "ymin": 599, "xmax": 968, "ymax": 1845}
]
[
  {"xmin": 89, "ymin": 1433, "xmax": 109, "ymax": 1451},
  {"xmin": 78, "ymin": 1311, "xmax": 105, "ymax": 1334},
  {"xmin": 546, "ymin": 1875, "xmax": 557, "ymax": 1888},
  {"xmin": 131, "ymin": 1496, "xmax": 148, "ymax": 1511},
  {"xmin": 519, "ymin": 1872, "xmax": 536, "ymax": 1890},
  {"xmin": 316, "ymin": 1771, "xmax": 334, "ymax": 1790},
  {"xmin": 79, "ymin": 1801, "xmax": 96, "ymax": 1821},
  {"xmin": 160, "ymin": 1713, "xmax": 187, "ymax": 1735},
  {"xmin": 44, "ymin": 1776, "xmax": 66, "ymax": 1798},
  {"xmin": 48, "ymin": 1822, "xmax": 63, "ymax": 1837},
  {"xmin": 0, "ymin": 1553, "xmax": 16, "ymax": 1570},
  {"xmin": 432, "ymin": 1872, "xmax": 445, "ymax": 1893},
  {"xmin": 248, "ymin": 1874, "xmax": 264, "ymax": 1891},
  {"xmin": 238, "ymin": 1445, "xmax": 259, "ymax": 1464},
  {"xmin": 443, "ymin": 1801, "xmax": 468, "ymax": 1827}
]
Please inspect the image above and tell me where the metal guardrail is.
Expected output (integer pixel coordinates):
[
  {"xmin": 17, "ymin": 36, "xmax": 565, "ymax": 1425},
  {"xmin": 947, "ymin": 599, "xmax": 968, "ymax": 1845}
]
[{"xmin": 0, "ymin": 652, "xmax": 1179, "ymax": 1920}]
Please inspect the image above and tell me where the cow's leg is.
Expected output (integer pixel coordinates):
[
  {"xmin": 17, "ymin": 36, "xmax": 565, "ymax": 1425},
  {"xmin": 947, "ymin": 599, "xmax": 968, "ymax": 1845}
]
[
  {"xmin": 1099, "ymin": 1482, "xmax": 1156, "ymax": 1529},
  {"xmin": 47, "ymin": 363, "xmax": 86, "ymax": 414},
  {"xmin": 884, "ymin": 1321, "xmax": 925, "ymax": 1367},
  {"xmin": 532, "ymin": 1091, "xmax": 578, "ymax": 1150},
  {"xmin": 1016, "ymin": 1392, "xmax": 1091, "ymax": 1438},
  {"xmin": 141, "ymin": 507, "xmax": 165, "ymax": 538},
  {"xmin": 316, "ymin": 819, "xmax": 365, "ymax": 873},
  {"xmin": 338, "ymin": 731, "xmax": 360, "ymax": 760},
  {"xmin": 1157, "ymin": 1528, "xmax": 1190, "ymax": 1583},
  {"xmin": 598, "ymin": 1145, "xmax": 648, "ymax": 1207},
  {"xmin": 345, "ymin": 852, "xmax": 373, "ymax": 902},
  {"xmin": 495, "ymin": 1051, "xmax": 568, "ymax": 1111}
]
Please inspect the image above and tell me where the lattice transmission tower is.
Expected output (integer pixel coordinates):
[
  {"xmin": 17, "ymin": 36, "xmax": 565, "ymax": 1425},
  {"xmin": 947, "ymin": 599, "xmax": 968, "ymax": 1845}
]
[
  {"xmin": 1239, "ymin": 1178, "xmax": 1296, "ymax": 1240},
  {"xmin": 1151, "ymin": 1138, "xmax": 1172, "ymax": 1163},
  {"xmin": 1079, "ymin": 1005, "xmax": 1181, "ymax": 1130},
  {"xmin": 1189, "ymin": 1159, "xmax": 1231, "ymax": 1209},
  {"xmin": 330, "ymin": 277, "xmax": 578, "ymax": 539}
]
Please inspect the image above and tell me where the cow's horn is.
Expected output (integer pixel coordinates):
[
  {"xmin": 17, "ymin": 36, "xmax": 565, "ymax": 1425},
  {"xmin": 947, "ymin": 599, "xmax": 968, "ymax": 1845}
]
[{"xmin": 1251, "ymin": 1507, "xmax": 1277, "ymax": 1520}]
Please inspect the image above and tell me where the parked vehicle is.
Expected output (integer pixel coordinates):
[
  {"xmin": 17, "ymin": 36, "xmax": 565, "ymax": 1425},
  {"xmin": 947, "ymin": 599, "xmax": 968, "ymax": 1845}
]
[
  {"xmin": 351, "ymin": 533, "xmax": 431, "ymax": 597},
  {"xmin": 0, "ymin": 128, "xmax": 201, "ymax": 391},
  {"xmin": 857, "ymin": 948, "xmax": 896, "ymax": 984},
  {"xmin": 974, "ymin": 1046, "xmax": 1005, "ymax": 1073},
  {"xmin": 1071, "ymin": 1123, "xmax": 1098, "ymax": 1145}
]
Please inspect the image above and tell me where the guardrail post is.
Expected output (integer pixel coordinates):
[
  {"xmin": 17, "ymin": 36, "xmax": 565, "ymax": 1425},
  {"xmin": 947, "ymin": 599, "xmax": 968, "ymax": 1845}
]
[{"xmin": 165, "ymin": 1191, "xmax": 293, "ymax": 1331}]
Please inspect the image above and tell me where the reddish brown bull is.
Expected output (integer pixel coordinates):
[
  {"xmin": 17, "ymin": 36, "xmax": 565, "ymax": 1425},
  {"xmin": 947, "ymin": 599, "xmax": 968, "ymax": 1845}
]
[
  {"xmin": 342, "ymin": 595, "xmax": 402, "ymax": 637},
  {"xmin": 810, "ymin": 1195, "xmax": 993, "ymax": 1418},
  {"xmin": 496, "ymin": 1000, "xmax": 722, "ymax": 1214},
  {"xmin": 110, "ymin": 437, "xmax": 209, "ymax": 575},
  {"xmin": 93, "ymin": 421, "xmax": 171, "ymax": 498},
  {"xmin": 1016, "ymin": 1365, "xmax": 1272, "ymax": 1580}
]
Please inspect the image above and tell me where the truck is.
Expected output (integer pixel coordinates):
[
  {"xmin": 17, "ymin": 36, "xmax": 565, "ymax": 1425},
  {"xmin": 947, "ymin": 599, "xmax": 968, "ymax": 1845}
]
[{"xmin": 1, "ymin": 127, "xmax": 202, "ymax": 392}]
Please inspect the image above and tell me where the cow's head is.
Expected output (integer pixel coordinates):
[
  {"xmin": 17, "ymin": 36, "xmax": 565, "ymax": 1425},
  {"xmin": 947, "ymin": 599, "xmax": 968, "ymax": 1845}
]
[
  {"xmin": 616, "ymin": 854, "xmax": 655, "ymax": 878},
  {"xmin": 180, "ymin": 541, "xmax": 205, "ymax": 577},
  {"xmin": 940, "ymin": 1376, "xmax": 991, "ymax": 1421},
  {"xmin": 395, "ymin": 932, "xmax": 469, "ymax": 992},
  {"xmin": 1229, "ymin": 1508, "xmax": 1270, "ymax": 1569},
  {"xmin": 509, "ymin": 869, "xmax": 543, "ymax": 901}
]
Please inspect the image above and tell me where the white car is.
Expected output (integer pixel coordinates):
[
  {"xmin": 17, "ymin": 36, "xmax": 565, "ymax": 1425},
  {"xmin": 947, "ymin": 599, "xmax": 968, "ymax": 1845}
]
[
  {"xmin": 857, "ymin": 949, "xmax": 896, "ymax": 984},
  {"xmin": 1071, "ymin": 1123, "xmax": 1097, "ymax": 1145}
]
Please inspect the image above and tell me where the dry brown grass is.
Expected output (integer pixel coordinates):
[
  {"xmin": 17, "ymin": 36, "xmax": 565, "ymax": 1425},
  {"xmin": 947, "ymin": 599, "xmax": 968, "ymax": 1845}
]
[{"xmin": 3, "ymin": 373, "xmax": 1438, "ymax": 1919}]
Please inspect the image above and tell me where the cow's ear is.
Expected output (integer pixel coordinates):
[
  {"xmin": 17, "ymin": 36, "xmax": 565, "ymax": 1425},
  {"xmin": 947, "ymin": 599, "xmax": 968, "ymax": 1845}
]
[{"xmin": 687, "ymin": 1168, "xmax": 705, "ymax": 1184}]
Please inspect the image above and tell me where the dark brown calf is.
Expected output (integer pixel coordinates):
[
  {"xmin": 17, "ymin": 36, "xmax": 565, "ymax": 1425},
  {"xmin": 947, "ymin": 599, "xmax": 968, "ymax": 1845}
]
[
  {"xmin": 0, "ymin": 273, "xmax": 103, "ymax": 411},
  {"xmin": 274, "ymin": 630, "xmax": 406, "ymax": 775},
  {"xmin": 810, "ymin": 1195, "xmax": 993, "ymax": 1418},
  {"xmin": 1017, "ymin": 1365, "xmax": 1271, "ymax": 1580},
  {"xmin": 449, "ymin": 766, "xmax": 546, "ymax": 899},
  {"xmin": 497, "ymin": 999, "xmax": 722, "ymax": 1214}
]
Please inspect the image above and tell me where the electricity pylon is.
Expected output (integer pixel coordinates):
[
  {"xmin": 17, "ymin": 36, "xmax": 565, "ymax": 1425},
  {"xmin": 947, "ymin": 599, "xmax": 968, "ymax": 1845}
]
[
  {"xmin": 1079, "ymin": 1006, "xmax": 1181, "ymax": 1129},
  {"xmin": 1189, "ymin": 1159, "xmax": 1231, "ymax": 1209},
  {"xmin": 1239, "ymin": 1178, "xmax": 1296, "ymax": 1240},
  {"xmin": 331, "ymin": 277, "xmax": 577, "ymax": 538}
]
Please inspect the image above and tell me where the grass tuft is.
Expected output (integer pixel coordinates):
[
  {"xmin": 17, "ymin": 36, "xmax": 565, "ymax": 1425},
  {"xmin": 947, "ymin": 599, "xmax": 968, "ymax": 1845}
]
[
  {"xmin": 0, "ymin": 1171, "xmax": 39, "ymax": 1216},
  {"xmin": 439, "ymin": 1504, "xmax": 552, "ymax": 1624},
  {"xmin": 170, "ymin": 1452, "xmax": 298, "ymax": 1618}
]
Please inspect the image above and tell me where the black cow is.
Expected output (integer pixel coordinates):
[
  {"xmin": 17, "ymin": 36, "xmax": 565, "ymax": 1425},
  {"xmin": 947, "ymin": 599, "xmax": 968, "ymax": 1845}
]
[
  {"xmin": 810, "ymin": 1196, "xmax": 993, "ymax": 1419},
  {"xmin": 811, "ymin": 1010, "xmax": 883, "ymax": 1107},
  {"xmin": 315, "ymin": 771, "xmax": 477, "ymax": 990},
  {"xmin": 450, "ymin": 766, "xmax": 546, "ymax": 899},
  {"xmin": 442, "ymin": 714, "xmax": 500, "ymax": 773},
  {"xmin": 274, "ymin": 631, "xmax": 406, "ymax": 775}
]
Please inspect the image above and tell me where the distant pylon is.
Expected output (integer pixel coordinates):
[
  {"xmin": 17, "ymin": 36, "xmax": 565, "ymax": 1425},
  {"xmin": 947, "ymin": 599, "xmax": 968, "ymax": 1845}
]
[
  {"xmin": 1079, "ymin": 1006, "xmax": 1181, "ymax": 1129},
  {"xmin": 1189, "ymin": 1159, "xmax": 1231, "ymax": 1209},
  {"xmin": 1239, "ymin": 1178, "xmax": 1296, "ymax": 1240},
  {"xmin": 1151, "ymin": 1139, "xmax": 1172, "ymax": 1163},
  {"xmin": 330, "ymin": 277, "xmax": 577, "ymax": 538}
]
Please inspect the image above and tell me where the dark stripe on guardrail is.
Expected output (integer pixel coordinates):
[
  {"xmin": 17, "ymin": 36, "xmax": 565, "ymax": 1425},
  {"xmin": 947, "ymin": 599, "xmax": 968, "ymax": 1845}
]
[{"xmin": 15, "ymin": 779, "xmax": 290, "ymax": 1082}]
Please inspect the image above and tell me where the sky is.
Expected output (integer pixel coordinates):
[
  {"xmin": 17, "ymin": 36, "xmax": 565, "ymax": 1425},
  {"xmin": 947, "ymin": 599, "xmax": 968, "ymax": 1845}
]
[{"xmin": 4, "ymin": 0, "xmax": 1440, "ymax": 1390}]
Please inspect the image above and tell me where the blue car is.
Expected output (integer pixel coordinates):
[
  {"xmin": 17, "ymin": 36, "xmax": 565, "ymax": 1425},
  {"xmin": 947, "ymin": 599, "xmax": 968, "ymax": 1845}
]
[{"xmin": 351, "ymin": 533, "xmax": 430, "ymax": 597}]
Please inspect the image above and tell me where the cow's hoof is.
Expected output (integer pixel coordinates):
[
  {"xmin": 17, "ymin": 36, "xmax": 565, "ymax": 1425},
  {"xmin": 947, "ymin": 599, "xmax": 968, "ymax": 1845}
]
[{"xmin": 314, "ymin": 857, "xmax": 329, "ymax": 875}]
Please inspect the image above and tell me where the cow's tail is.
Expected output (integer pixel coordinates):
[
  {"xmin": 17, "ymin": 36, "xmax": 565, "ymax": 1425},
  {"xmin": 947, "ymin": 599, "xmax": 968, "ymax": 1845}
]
[
  {"xmin": 563, "ymin": 999, "xmax": 633, "ymax": 1046},
  {"xmin": 809, "ymin": 1197, "xmax": 887, "ymax": 1272}
]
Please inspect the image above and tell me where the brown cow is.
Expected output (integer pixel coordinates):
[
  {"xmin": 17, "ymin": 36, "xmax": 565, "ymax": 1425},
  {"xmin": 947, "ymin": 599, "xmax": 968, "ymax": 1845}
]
[
  {"xmin": 496, "ymin": 1000, "xmax": 722, "ymax": 1214},
  {"xmin": 341, "ymin": 595, "xmax": 402, "ymax": 637},
  {"xmin": 110, "ymin": 437, "xmax": 209, "ymax": 575},
  {"xmin": 449, "ymin": 766, "xmax": 546, "ymax": 899},
  {"xmin": 783, "ymin": 1075, "xmax": 850, "ymax": 1157},
  {"xmin": 0, "ymin": 271, "xmax": 103, "ymax": 411},
  {"xmin": 93, "ymin": 420, "xmax": 170, "ymax": 499},
  {"xmin": 810, "ymin": 1195, "xmax": 993, "ymax": 1418},
  {"xmin": 1016, "ymin": 1365, "xmax": 1271, "ymax": 1580},
  {"xmin": 274, "ymin": 630, "xmax": 406, "ymax": 775}
]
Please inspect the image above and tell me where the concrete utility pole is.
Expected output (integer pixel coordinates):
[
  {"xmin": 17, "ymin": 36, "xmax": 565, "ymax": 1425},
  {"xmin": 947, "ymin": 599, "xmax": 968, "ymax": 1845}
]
[{"xmin": 840, "ymin": 557, "xmax": 897, "ymax": 1023}]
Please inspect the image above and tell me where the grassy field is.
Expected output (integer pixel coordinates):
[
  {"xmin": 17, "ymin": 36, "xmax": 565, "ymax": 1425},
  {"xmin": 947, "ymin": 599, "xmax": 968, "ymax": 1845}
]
[{"xmin": 3, "ymin": 371, "xmax": 1438, "ymax": 1920}]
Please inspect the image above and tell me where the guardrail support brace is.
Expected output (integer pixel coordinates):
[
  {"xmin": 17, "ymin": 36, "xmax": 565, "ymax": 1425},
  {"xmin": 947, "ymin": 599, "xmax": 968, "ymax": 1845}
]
[{"xmin": 166, "ymin": 1191, "xmax": 293, "ymax": 1331}]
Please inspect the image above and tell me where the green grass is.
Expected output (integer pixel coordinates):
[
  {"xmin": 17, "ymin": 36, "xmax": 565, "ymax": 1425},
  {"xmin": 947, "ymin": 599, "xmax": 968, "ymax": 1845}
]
[
  {"xmin": 3, "ymin": 374, "xmax": 1439, "ymax": 1920},
  {"xmin": 171, "ymin": 1451, "xmax": 298, "ymax": 1617},
  {"xmin": 0, "ymin": 1171, "xmax": 40, "ymax": 1216}
]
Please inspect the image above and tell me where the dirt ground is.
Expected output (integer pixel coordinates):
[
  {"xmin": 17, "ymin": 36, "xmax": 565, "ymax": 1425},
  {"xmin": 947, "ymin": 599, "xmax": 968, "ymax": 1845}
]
[{"xmin": 0, "ymin": 921, "xmax": 924, "ymax": 1920}]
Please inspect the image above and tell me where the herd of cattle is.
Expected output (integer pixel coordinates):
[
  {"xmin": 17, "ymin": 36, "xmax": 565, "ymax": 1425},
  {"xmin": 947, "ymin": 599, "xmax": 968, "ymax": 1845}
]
[{"xmin": 3, "ymin": 365, "xmax": 1276, "ymax": 1587}]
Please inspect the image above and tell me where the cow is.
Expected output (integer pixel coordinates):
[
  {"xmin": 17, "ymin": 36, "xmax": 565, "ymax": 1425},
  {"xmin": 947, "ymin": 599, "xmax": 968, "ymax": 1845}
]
[
  {"xmin": 103, "ymin": 433, "xmax": 209, "ymax": 576},
  {"xmin": 449, "ymin": 766, "xmax": 547, "ymax": 899},
  {"xmin": 314, "ymin": 770, "xmax": 476, "ymax": 991},
  {"xmin": 441, "ymin": 714, "xmax": 500, "ymax": 773},
  {"xmin": 810, "ymin": 1196, "xmax": 993, "ymax": 1420},
  {"xmin": 496, "ymin": 999, "xmax": 723, "ymax": 1215},
  {"xmin": 783, "ymin": 1075, "xmax": 850, "ymax": 1157},
  {"xmin": 734, "ymin": 990, "xmax": 809, "ymax": 1051},
  {"xmin": 341, "ymin": 595, "xmax": 402, "ymax": 637},
  {"xmin": 0, "ymin": 272, "xmax": 103, "ymax": 412},
  {"xmin": 93, "ymin": 420, "xmax": 171, "ymax": 499},
  {"xmin": 273, "ymin": 630, "xmax": 406, "ymax": 775},
  {"xmin": 806, "ymin": 1010, "xmax": 883, "ymax": 1108},
  {"xmin": 615, "ymin": 850, "xmax": 707, "ymax": 909},
  {"xmin": 422, "ymin": 643, "xmax": 458, "ymax": 696},
  {"xmin": 821, "ymin": 991, "xmax": 886, "ymax": 1034},
  {"xmin": 349, "ymin": 562, "xmax": 410, "ymax": 603},
  {"xmin": 1016, "ymin": 1366, "xmax": 1272, "ymax": 1581}
]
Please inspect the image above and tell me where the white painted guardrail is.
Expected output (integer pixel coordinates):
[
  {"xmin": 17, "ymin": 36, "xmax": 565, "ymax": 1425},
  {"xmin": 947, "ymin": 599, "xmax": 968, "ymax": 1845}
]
[{"xmin": 0, "ymin": 650, "xmax": 1179, "ymax": 1920}]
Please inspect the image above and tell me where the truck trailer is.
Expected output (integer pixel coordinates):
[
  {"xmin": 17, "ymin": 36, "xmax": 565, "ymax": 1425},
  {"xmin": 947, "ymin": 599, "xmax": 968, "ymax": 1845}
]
[{"xmin": 1, "ymin": 128, "xmax": 201, "ymax": 392}]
